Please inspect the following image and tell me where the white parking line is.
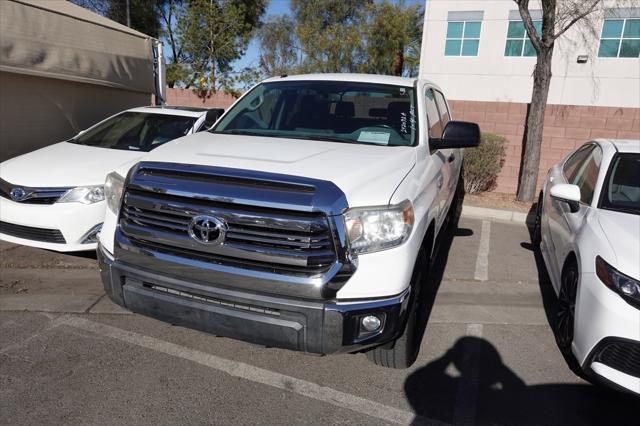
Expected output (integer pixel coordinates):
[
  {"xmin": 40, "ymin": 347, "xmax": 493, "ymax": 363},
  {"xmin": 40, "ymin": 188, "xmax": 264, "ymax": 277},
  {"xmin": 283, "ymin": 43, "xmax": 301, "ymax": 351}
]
[
  {"xmin": 55, "ymin": 315, "xmax": 448, "ymax": 426},
  {"xmin": 473, "ymin": 221, "xmax": 491, "ymax": 281},
  {"xmin": 452, "ymin": 323, "xmax": 483, "ymax": 426}
]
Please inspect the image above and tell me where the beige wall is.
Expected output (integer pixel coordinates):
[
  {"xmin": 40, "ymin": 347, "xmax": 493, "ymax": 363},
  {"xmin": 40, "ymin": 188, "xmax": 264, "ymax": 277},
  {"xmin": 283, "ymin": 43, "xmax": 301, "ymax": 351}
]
[
  {"xmin": 0, "ymin": 72, "xmax": 150, "ymax": 162},
  {"xmin": 450, "ymin": 100, "xmax": 640, "ymax": 193},
  {"xmin": 164, "ymin": 88, "xmax": 237, "ymax": 109}
]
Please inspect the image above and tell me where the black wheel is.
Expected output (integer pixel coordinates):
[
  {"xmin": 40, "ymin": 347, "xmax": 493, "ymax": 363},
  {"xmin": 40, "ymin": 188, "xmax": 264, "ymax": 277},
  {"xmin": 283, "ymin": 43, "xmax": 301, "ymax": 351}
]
[
  {"xmin": 556, "ymin": 261, "xmax": 579, "ymax": 352},
  {"xmin": 532, "ymin": 192, "xmax": 543, "ymax": 246},
  {"xmin": 366, "ymin": 246, "xmax": 428, "ymax": 369}
]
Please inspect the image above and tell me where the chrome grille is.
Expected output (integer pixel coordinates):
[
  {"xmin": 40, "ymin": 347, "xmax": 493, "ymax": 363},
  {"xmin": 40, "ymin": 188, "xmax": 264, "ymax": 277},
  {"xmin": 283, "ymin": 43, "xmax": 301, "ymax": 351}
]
[
  {"xmin": 120, "ymin": 189, "xmax": 337, "ymax": 274},
  {"xmin": 0, "ymin": 178, "xmax": 70, "ymax": 204}
]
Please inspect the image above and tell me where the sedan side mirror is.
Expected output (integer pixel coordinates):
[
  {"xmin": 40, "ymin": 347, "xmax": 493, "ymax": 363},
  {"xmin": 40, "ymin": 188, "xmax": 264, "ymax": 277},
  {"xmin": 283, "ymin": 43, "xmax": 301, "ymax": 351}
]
[
  {"xmin": 200, "ymin": 108, "xmax": 225, "ymax": 131},
  {"xmin": 430, "ymin": 121, "xmax": 480, "ymax": 150},
  {"xmin": 550, "ymin": 184, "xmax": 581, "ymax": 213}
]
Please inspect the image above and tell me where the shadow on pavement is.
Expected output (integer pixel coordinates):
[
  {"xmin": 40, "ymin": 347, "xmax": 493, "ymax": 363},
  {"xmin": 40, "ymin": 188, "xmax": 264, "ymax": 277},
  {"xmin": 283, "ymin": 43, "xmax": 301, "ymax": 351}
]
[
  {"xmin": 405, "ymin": 203, "xmax": 636, "ymax": 425},
  {"xmin": 405, "ymin": 336, "xmax": 637, "ymax": 426}
]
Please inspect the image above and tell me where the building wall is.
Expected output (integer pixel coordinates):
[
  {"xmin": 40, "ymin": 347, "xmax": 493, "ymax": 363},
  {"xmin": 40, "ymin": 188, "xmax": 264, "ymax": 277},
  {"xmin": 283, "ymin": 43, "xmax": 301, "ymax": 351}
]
[
  {"xmin": 420, "ymin": 1, "xmax": 640, "ymax": 108},
  {"xmin": 0, "ymin": 72, "xmax": 150, "ymax": 162},
  {"xmin": 450, "ymin": 100, "xmax": 640, "ymax": 193},
  {"xmin": 164, "ymin": 88, "xmax": 237, "ymax": 109}
]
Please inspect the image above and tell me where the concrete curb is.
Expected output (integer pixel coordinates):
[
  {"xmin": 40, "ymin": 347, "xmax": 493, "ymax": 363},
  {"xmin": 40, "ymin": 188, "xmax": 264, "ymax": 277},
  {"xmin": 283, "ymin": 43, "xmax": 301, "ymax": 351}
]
[{"xmin": 461, "ymin": 205, "xmax": 530, "ymax": 224}]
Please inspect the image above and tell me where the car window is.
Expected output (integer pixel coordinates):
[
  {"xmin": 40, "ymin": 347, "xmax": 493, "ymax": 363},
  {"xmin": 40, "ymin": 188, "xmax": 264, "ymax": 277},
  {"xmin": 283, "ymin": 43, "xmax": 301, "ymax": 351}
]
[
  {"xmin": 600, "ymin": 153, "xmax": 640, "ymax": 215},
  {"xmin": 213, "ymin": 81, "xmax": 418, "ymax": 146},
  {"xmin": 567, "ymin": 145, "xmax": 602, "ymax": 204},
  {"xmin": 563, "ymin": 144, "xmax": 594, "ymax": 181},
  {"xmin": 424, "ymin": 89, "xmax": 442, "ymax": 139},
  {"xmin": 72, "ymin": 112, "xmax": 196, "ymax": 152},
  {"xmin": 433, "ymin": 90, "xmax": 451, "ymax": 131}
]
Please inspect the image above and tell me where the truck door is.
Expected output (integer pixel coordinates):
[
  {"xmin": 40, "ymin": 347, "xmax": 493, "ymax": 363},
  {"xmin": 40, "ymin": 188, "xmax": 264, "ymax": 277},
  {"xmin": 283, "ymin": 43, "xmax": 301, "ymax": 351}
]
[{"xmin": 424, "ymin": 88, "xmax": 449, "ymax": 230}]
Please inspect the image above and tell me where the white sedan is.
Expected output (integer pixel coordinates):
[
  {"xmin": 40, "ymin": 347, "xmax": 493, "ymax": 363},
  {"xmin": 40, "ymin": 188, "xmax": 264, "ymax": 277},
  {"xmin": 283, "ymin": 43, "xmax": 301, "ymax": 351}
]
[
  {"xmin": 533, "ymin": 138, "xmax": 640, "ymax": 395},
  {"xmin": 0, "ymin": 106, "xmax": 224, "ymax": 252}
]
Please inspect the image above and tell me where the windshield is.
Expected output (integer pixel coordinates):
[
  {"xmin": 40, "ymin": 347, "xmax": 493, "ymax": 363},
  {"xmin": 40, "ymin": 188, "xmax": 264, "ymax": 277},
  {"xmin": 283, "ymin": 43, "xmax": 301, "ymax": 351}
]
[
  {"xmin": 600, "ymin": 153, "xmax": 640, "ymax": 215},
  {"xmin": 71, "ymin": 112, "xmax": 197, "ymax": 152},
  {"xmin": 212, "ymin": 81, "xmax": 417, "ymax": 146}
]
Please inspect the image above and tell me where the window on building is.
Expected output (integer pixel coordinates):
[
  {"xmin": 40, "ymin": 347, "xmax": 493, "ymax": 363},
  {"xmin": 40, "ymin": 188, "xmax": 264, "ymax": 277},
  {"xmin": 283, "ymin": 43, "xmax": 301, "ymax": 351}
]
[
  {"xmin": 445, "ymin": 20, "xmax": 482, "ymax": 56},
  {"xmin": 598, "ymin": 18, "xmax": 640, "ymax": 58},
  {"xmin": 504, "ymin": 20, "xmax": 542, "ymax": 57}
]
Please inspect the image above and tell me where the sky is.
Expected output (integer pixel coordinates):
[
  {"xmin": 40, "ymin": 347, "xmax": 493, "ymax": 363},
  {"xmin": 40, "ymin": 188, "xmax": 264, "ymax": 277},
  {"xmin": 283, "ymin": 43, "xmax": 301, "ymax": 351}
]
[{"xmin": 231, "ymin": 0, "xmax": 425, "ymax": 71}]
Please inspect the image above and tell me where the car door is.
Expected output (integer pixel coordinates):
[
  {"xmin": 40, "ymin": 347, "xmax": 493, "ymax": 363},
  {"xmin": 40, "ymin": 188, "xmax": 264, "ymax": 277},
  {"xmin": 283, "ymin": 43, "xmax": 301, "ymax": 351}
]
[
  {"xmin": 547, "ymin": 144, "xmax": 602, "ymax": 282},
  {"xmin": 432, "ymin": 89, "xmax": 458, "ymax": 207},
  {"xmin": 424, "ymin": 88, "xmax": 449, "ymax": 230}
]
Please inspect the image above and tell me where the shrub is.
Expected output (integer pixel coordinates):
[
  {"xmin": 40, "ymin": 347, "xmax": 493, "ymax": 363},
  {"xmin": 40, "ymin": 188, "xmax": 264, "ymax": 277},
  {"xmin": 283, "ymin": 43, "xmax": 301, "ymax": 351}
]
[{"xmin": 463, "ymin": 132, "xmax": 507, "ymax": 193}]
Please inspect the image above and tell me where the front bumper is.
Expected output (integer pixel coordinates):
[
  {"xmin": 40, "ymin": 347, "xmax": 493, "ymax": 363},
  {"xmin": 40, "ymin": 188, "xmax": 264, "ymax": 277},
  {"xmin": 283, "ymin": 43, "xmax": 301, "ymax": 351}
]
[
  {"xmin": 575, "ymin": 272, "xmax": 640, "ymax": 395},
  {"xmin": 0, "ymin": 196, "xmax": 104, "ymax": 251},
  {"xmin": 98, "ymin": 244, "xmax": 411, "ymax": 355}
]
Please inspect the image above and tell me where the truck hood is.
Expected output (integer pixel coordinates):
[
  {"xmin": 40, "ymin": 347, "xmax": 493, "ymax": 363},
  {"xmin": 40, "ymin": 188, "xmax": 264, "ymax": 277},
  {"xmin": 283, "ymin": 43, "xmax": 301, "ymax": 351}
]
[
  {"xmin": 598, "ymin": 209, "xmax": 640, "ymax": 281},
  {"xmin": 0, "ymin": 142, "xmax": 143, "ymax": 187},
  {"xmin": 140, "ymin": 132, "xmax": 417, "ymax": 207}
]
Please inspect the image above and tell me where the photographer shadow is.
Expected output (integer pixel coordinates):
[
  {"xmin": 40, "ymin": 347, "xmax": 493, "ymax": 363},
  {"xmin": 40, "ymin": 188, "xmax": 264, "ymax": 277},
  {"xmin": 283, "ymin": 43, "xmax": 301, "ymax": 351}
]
[{"xmin": 405, "ymin": 336, "xmax": 637, "ymax": 426}]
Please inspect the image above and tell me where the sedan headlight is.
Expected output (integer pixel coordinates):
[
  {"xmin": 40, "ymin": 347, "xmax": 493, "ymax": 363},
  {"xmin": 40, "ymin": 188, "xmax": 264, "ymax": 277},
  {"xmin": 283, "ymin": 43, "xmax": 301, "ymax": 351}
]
[
  {"xmin": 344, "ymin": 200, "xmax": 414, "ymax": 254},
  {"xmin": 596, "ymin": 256, "xmax": 640, "ymax": 307},
  {"xmin": 104, "ymin": 172, "xmax": 125, "ymax": 214},
  {"xmin": 58, "ymin": 186, "xmax": 105, "ymax": 204}
]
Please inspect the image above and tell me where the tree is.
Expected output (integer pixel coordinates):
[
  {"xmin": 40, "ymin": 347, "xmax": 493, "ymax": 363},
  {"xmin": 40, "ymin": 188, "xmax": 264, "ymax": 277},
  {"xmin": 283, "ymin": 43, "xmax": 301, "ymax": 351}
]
[
  {"xmin": 291, "ymin": 0, "xmax": 370, "ymax": 73},
  {"xmin": 515, "ymin": 0, "xmax": 603, "ymax": 201},
  {"xmin": 176, "ymin": 0, "xmax": 266, "ymax": 92},
  {"xmin": 258, "ymin": 0, "xmax": 423, "ymax": 77},
  {"xmin": 257, "ymin": 15, "xmax": 301, "ymax": 77},
  {"xmin": 362, "ymin": 1, "xmax": 423, "ymax": 76},
  {"xmin": 70, "ymin": 0, "xmax": 165, "ymax": 37}
]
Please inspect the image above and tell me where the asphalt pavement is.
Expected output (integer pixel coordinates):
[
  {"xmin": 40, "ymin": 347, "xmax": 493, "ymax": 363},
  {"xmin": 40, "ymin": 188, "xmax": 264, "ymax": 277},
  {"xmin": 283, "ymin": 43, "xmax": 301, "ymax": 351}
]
[{"xmin": 0, "ymin": 216, "xmax": 637, "ymax": 425}]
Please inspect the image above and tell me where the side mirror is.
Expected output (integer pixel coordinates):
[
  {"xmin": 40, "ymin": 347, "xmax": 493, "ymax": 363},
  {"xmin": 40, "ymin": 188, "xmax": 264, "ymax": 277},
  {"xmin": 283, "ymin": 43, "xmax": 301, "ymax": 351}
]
[
  {"xmin": 550, "ymin": 184, "xmax": 581, "ymax": 213},
  {"xmin": 430, "ymin": 121, "xmax": 480, "ymax": 150},
  {"xmin": 200, "ymin": 108, "xmax": 225, "ymax": 131}
]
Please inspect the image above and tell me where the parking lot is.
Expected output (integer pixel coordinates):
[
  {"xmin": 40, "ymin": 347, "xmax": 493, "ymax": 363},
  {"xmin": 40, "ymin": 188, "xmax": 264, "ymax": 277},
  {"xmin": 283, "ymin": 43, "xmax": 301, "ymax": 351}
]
[{"xmin": 0, "ymin": 215, "xmax": 637, "ymax": 425}]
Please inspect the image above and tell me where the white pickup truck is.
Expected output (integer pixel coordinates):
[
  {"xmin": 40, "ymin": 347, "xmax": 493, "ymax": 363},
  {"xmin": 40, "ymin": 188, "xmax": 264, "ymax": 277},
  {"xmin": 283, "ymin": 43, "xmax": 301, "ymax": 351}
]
[{"xmin": 98, "ymin": 74, "xmax": 479, "ymax": 368}]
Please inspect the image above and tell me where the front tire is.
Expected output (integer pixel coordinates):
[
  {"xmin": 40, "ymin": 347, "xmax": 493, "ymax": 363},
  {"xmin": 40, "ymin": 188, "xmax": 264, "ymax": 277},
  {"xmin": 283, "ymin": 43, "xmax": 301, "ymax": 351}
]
[
  {"xmin": 366, "ymin": 246, "xmax": 429, "ymax": 369},
  {"xmin": 556, "ymin": 261, "xmax": 578, "ymax": 352}
]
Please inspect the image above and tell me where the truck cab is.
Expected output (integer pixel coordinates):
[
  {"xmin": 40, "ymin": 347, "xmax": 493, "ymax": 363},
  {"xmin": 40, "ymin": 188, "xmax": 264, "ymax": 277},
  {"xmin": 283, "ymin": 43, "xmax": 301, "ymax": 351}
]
[{"xmin": 98, "ymin": 74, "xmax": 479, "ymax": 368}]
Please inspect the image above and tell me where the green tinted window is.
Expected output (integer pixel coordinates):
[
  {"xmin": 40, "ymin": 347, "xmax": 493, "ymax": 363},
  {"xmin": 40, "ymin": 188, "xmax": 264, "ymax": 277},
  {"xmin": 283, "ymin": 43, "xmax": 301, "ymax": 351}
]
[
  {"xmin": 445, "ymin": 20, "xmax": 481, "ymax": 56},
  {"xmin": 505, "ymin": 20, "xmax": 541, "ymax": 57},
  {"xmin": 598, "ymin": 18, "xmax": 640, "ymax": 58}
]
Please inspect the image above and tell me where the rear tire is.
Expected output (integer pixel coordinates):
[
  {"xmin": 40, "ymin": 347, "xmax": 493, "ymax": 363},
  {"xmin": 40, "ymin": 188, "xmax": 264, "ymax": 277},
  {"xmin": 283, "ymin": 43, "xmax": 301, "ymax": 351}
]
[{"xmin": 366, "ymin": 246, "xmax": 429, "ymax": 369}]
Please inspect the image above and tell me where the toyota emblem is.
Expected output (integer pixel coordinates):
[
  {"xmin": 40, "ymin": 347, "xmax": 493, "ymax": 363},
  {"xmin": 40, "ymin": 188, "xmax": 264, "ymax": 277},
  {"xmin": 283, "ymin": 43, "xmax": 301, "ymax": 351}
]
[
  {"xmin": 188, "ymin": 215, "xmax": 227, "ymax": 245},
  {"xmin": 9, "ymin": 187, "xmax": 28, "ymax": 202}
]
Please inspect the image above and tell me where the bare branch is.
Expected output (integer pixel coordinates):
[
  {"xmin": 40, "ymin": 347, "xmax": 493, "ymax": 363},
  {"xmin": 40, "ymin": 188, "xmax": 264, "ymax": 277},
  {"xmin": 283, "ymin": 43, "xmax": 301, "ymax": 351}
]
[
  {"xmin": 551, "ymin": 0, "xmax": 601, "ymax": 42},
  {"xmin": 514, "ymin": 0, "xmax": 542, "ymax": 51}
]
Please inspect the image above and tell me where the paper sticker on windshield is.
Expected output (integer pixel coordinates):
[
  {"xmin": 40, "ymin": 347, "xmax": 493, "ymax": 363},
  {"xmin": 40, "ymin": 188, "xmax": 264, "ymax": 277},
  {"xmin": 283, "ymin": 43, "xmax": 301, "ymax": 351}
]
[{"xmin": 357, "ymin": 131, "xmax": 390, "ymax": 145}]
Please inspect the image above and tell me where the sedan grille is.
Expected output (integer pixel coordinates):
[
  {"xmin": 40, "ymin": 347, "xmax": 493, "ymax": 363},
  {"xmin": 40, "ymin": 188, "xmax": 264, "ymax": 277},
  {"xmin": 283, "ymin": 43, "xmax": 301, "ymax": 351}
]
[
  {"xmin": 593, "ymin": 338, "xmax": 640, "ymax": 378},
  {"xmin": 0, "ymin": 221, "xmax": 66, "ymax": 243}
]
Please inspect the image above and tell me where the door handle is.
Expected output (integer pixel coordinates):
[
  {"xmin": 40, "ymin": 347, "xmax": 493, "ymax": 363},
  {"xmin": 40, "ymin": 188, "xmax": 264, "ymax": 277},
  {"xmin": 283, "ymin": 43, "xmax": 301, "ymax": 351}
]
[
  {"xmin": 437, "ymin": 174, "xmax": 444, "ymax": 189},
  {"xmin": 448, "ymin": 153, "xmax": 455, "ymax": 163}
]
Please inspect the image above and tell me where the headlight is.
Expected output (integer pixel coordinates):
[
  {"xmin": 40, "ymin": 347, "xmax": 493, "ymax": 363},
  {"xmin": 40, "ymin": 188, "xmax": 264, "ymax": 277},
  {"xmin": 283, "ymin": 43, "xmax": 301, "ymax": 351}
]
[
  {"xmin": 104, "ymin": 172, "xmax": 125, "ymax": 214},
  {"xmin": 344, "ymin": 200, "xmax": 414, "ymax": 254},
  {"xmin": 596, "ymin": 256, "xmax": 640, "ymax": 306},
  {"xmin": 57, "ymin": 186, "xmax": 105, "ymax": 204}
]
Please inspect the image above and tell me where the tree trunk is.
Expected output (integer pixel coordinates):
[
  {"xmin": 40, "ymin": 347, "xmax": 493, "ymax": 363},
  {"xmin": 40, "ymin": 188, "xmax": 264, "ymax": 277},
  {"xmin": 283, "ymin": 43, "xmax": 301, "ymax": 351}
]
[
  {"xmin": 517, "ymin": 47, "xmax": 553, "ymax": 202},
  {"xmin": 393, "ymin": 51, "xmax": 404, "ymax": 76}
]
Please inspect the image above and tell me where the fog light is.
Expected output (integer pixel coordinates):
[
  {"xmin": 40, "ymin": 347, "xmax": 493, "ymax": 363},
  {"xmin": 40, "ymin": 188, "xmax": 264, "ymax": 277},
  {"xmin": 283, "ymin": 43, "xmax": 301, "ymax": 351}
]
[{"xmin": 361, "ymin": 315, "xmax": 382, "ymax": 332}]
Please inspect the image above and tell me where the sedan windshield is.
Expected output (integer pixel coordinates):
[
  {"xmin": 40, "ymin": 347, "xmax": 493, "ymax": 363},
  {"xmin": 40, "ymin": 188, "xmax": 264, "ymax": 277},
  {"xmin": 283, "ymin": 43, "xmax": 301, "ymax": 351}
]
[
  {"xmin": 71, "ymin": 112, "xmax": 197, "ymax": 152},
  {"xmin": 601, "ymin": 153, "xmax": 640, "ymax": 215},
  {"xmin": 212, "ymin": 81, "xmax": 417, "ymax": 146}
]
